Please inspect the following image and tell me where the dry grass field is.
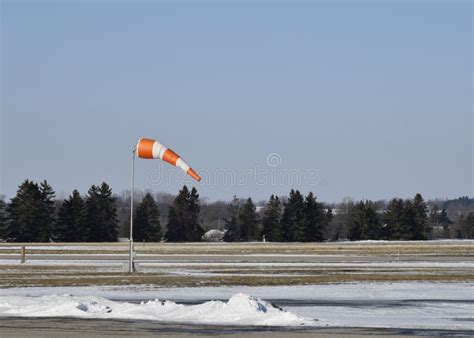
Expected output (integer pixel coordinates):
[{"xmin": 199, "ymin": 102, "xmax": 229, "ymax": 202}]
[
  {"xmin": 1, "ymin": 240, "xmax": 473, "ymax": 255},
  {"xmin": 0, "ymin": 241, "xmax": 473, "ymax": 287}
]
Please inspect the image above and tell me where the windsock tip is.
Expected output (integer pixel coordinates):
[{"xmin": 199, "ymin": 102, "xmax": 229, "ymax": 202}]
[{"xmin": 187, "ymin": 168, "xmax": 201, "ymax": 182}]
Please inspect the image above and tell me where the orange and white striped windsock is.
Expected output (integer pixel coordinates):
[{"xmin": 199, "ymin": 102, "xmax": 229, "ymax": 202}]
[{"xmin": 136, "ymin": 138, "xmax": 201, "ymax": 182}]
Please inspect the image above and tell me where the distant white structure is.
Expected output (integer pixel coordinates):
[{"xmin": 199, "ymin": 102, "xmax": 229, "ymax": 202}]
[{"xmin": 202, "ymin": 229, "xmax": 225, "ymax": 242}]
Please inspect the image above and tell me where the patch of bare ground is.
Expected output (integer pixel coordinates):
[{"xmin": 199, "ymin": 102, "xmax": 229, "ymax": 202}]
[
  {"xmin": 1, "ymin": 241, "xmax": 473, "ymax": 287},
  {"xmin": 1, "ymin": 270, "xmax": 473, "ymax": 288}
]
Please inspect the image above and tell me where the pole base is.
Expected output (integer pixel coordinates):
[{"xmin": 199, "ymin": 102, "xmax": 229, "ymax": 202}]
[{"xmin": 128, "ymin": 240, "xmax": 135, "ymax": 273}]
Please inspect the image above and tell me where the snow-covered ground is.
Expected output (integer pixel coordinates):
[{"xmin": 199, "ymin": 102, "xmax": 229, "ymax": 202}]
[
  {"xmin": 0, "ymin": 293, "xmax": 310, "ymax": 327},
  {"xmin": 1, "ymin": 282, "xmax": 472, "ymax": 330}
]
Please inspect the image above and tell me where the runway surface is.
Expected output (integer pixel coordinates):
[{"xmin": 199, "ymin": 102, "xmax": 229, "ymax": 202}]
[{"xmin": 0, "ymin": 317, "xmax": 469, "ymax": 337}]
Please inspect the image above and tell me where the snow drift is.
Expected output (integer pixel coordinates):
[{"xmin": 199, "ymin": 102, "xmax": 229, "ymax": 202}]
[{"xmin": 0, "ymin": 293, "xmax": 313, "ymax": 326}]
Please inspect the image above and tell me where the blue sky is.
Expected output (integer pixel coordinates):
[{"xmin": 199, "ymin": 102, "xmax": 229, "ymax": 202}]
[{"xmin": 1, "ymin": 1, "xmax": 472, "ymax": 202}]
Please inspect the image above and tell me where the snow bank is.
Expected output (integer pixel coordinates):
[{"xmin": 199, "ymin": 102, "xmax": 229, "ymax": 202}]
[
  {"xmin": 2, "ymin": 283, "xmax": 473, "ymax": 330},
  {"xmin": 0, "ymin": 293, "xmax": 313, "ymax": 326}
]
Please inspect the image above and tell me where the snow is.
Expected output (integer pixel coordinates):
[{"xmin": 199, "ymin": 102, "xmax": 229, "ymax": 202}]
[
  {"xmin": 2, "ymin": 259, "xmax": 473, "ymax": 269},
  {"xmin": 138, "ymin": 261, "xmax": 474, "ymax": 268},
  {"xmin": 1, "ymin": 282, "xmax": 472, "ymax": 330},
  {"xmin": 331, "ymin": 239, "xmax": 474, "ymax": 245},
  {"xmin": 0, "ymin": 245, "xmax": 127, "ymax": 251},
  {"xmin": 0, "ymin": 293, "xmax": 312, "ymax": 327},
  {"xmin": 287, "ymin": 301, "xmax": 473, "ymax": 331}
]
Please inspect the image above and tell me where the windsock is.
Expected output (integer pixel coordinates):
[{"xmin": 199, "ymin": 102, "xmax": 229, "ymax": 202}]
[{"xmin": 136, "ymin": 138, "xmax": 201, "ymax": 182}]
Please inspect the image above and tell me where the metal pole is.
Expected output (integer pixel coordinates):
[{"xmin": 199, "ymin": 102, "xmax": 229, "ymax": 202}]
[{"xmin": 129, "ymin": 146, "xmax": 136, "ymax": 273}]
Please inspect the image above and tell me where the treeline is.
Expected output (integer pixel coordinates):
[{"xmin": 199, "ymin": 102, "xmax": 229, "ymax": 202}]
[
  {"xmin": 0, "ymin": 180, "xmax": 200, "ymax": 243},
  {"xmin": 0, "ymin": 180, "xmax": 119, "ymax": 242},
  {"xmin": 347, "ymin": 195, "xmax": 430, "ymax": 240},
  {"xmin": 221, "ymin": 191, "xmax": 474, "ymax": 241},
  {"xmin": 223, "ymin": 190, "xmax": 331, "ymax": 242},
  {"xmin": 327, "ymin": 196, "xmax": 474, "ymax": 241},
  {"xmin": 0, "ymin": 179, "xmax": 473, "ymax": 242}
]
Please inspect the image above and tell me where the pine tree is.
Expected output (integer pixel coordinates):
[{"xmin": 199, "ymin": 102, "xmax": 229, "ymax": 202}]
[
  {"xmin": 239, "ymin": 198, "xmax": 258, "ymax": 241},
  {"xmin": 382, "ymin": 198, "xmax": 405, "ymax": 240},
  {"xmin": 455, "ymin": 212, "xmax": 474, "ymax": 239},
  {"xmin": 7, "ymin": 180, "xmax": 44, "ymax": 242},
  {"xmin": 364, "ymin": 201, "xmax": 381, "ymax": 239},
  {"xmin": 38, "ymin": 180, "xmax": 56, "ymax": 242},
  {"xmin": 348, "ymin": 200, "xmax": 380, "ymax": 240},
  {"xmin": 82, "ymin": 185, "xmax": 100, "ymax": 241},
  {"xmin": 55, "ymin": 190, "xmax": 85, "ymax": 242},
  {"xmin": 0, "ymin": 199, "xmax": 7, "ymax": 241},
  {"xmin": 134, "ymin": 193, "xmax": 161, "ymax": 242},
  {"xmin": 164, "ymin": 206, "xmax": 181, "ymax": 242},
  {"xmin": 83, "ymin": 183, "xmax": 118, "ymax": 242},
  {"xmin": 261, "ymin": 195, "xmax": 283, "ymax": 242},
  {"xmin": 223, "ymin": 196, "xmax": 240, "ymax": 242},
  {"xmin": 302, "ymin": 192, "xmax": 325, "ymax": 242},
  {"xmin": 165, "ymin": 186, "xmax": 202, "ymax": 242},
  {"xmin": 401, "ymin": 200, "xmax": 416, "ymax": 240},
  {"xmin": 98, "ymin": 182, "xmax": 119, "ymax": 242},
  {"xmin": 187, "ymin": 187, "xmax": 203, "ymax": 241},
  {"xmin": 165, "ymin": 186, "xmax": 189, "ymax": 242},
  {"xmin": 413, "ymin": 193, "xmax": 428, "ymax": 240},
  {"xmin": 348, "ymin": 202, "xmax": 363, "ymax": 240},
  {"xmin": 281, "ymin": 189, "xmax": 305, "ymax": 242}
]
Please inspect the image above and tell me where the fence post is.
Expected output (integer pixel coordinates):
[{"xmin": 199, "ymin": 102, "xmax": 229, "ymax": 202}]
[{"xmin": 21, "ymin": 246, "xmax": 26, "ymax": 264}]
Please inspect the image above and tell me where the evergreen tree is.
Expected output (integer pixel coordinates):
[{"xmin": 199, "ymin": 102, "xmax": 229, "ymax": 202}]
[
  {"xmin": 7, "ymin": 180, "xmax": 44, "ymax": 242},
  {"xmin": 456, "ymin": 212, "xmax": 474, "ymax": 239},
  {"xmin": 401, "ymin": 200, "xmax": 417, "ymax": 240},
  {"xmin": 382, "ymin": 198, "xmax": 405, "ymax": 240},
  {"xmin": 364, "ymin": 201, "xmax": 381, "ymax": 239},
  {"xmin": 38, "ymin": 180, "xmax": 56, "ymax": 242},
  {"xmin": 164, "ymin": 206, "xmax": 181, "ymax": 242},
  {"xmin": 412, "ymin": 193, "xmax": 428, "ymax": 239},
  {"xmin": 54, "ymin": 190, "xmax": 85, "ymax": 242},
  {"xmin": 302, "ymin": 192, "xmax": 325, "ymax": 242},
  {"xmin": 0, "ymin": 199, "xmax": 7, "ymax": 241},
  {"xmin": 400, "ymin": 200, "xmax": 416, "ymax": 241},
  {"xmin": 165, "ymin": 186, "xmax": 202, "ymax": 242},
  {"xmin": 134, "ymin": 193, "xmax": 161, "ymax": 242},
  {"xmin": 261, "ymin": 195, "xmax": 283, "ymax": 242},
  {"xmin": 165, "ymin": 186, "xmax": 189, "ymax": 242},
  {"xmin": 98, "ymin": 182, "xmax": 119, "ymax": 241},
  {"xmin": 239, "ymin": 198, "xmax": 258, "ymax": 241},
  {"xmin": 187, "ymin": 187, "xmax": 203, "ymax": 241},
  {"xmin": 223, "ymin": 196, "xmax": 240, "ymax": 242},
  {"xmin": 348, "ymin": 200, "xmax": 380, "ymax": 240},
  {"xmin": 281, "ymin": 189, "xmax": 305, "ymax": 242},
  {"xmin": 83, "ymin": 183, "xmax": 118, "ymax": 242},
  {"xmin": 82, "ymin": 185, "xmax": 99, "ymax": 241},
  {"xmin": 348, "ymin": 202, "xmax": 364, "ymax": 241}
]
